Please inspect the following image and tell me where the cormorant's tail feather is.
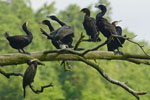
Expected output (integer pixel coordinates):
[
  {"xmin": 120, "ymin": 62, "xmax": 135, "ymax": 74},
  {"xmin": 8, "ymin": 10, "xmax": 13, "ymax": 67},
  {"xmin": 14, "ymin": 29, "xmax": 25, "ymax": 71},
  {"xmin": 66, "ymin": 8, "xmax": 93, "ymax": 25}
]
[{"xmin": 23, "ymin": 87, "xmax": 26, "ymax": 98}]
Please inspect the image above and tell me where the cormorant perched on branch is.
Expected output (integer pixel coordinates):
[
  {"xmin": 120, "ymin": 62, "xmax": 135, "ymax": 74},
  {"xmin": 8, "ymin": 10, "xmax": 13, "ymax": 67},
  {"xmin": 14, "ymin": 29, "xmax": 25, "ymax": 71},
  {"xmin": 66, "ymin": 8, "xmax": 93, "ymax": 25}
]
[
  {"xmin": 23, "ymin": 59, "xmax": 44, "ymax": 98},
  {"xmin": 80, "ymin": 8, "xmax": 101, "ymax": 42},
  {"xmin": 112, "ymin": 21, "xmax": 122, "ymax": 35},
  {"xmin": 47, "ymin": 15, "xmax": 74, "ymax": 48},
  {"xmin": 4, "ymin": 21, "xmax": 33, "ymax": 54},
  {"xmin": 40, "ymin": 20, "xmax": 60, "ymax": 49},
  {"xmin": 41, "ymin": 17, "xmax": 74, "ymax": 49},
  {"xmin": 112, "ymin": 20, "xmax": 126, "ymax": 45},
  {"xmin": 41, "ymin": 16, "xmax": 74, "ymax": 71},
  {"xmin": 95, "ymin": 5, "xmax": 125, "ymax": 54}
]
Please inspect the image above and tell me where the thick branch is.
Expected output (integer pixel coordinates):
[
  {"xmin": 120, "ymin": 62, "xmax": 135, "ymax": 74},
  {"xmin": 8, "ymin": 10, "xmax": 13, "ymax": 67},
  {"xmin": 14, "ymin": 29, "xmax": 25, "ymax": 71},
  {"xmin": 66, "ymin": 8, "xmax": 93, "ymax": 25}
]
[
  {"xmin": 79, "ymin": 57, "xmax": 147, "ymax": 100},
  {"xmin": 0, "ymin": 51, "xmax": 150, "ymax": 66}
]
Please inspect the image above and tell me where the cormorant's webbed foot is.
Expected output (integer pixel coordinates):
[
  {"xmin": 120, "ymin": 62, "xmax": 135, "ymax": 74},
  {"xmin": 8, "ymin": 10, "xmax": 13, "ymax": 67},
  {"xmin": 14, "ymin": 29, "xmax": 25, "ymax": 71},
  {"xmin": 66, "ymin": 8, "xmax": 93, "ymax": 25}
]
[
  {"xmin": 21, "ymin": 49, "xmax": 30, "ymax": 55},
  {"xmin": 18, "ymin": 49, "xmax": 22, "ymax": 53},
  {"xmin": 113, "ymin": 51, "xmax": 123, "ymax": 55}
]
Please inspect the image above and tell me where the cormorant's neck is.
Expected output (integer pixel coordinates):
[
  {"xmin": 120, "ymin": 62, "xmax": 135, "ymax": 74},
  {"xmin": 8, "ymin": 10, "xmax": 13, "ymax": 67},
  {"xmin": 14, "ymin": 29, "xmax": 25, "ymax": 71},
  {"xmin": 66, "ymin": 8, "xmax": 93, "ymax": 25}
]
[
  {"xmin": 85, "ymin": 10, "xmax": 90, "ymax": 16},
  {"xmin": 22, "ymin": 24, "xmax": 33, "ymax": 39},
  {"xmin": 53, "ymin": 18, "xmax": 66, "ymax": 26},
  {"xmin": 46, "ymin": 22, "xmax": 54, "ymax": 32},
  {"xmin": 96, "ymin": 7, "xmax": 107, "ymax": 19}
]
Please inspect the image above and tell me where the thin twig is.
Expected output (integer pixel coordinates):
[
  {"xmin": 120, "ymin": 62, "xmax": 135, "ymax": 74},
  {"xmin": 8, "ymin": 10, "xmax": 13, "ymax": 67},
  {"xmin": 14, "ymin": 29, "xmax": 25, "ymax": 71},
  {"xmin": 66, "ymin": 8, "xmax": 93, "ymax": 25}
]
[
  {"xmin": 111, "ymin": 34, "xmax": 149, "ymax": 56},
  {"xmin": 74, "ymin": 32, "xmax": 85, "ymax": 50},
  {"xmin": 0, "ymin": 68, "xmax": 23, "ymax": 78},
  {"xmin": 82, "ymin": 39, "xmax": 108, "ymax": 56},
  {"xmin": 29, "ymin": 82, "xmax": 53, "ymax": 94},
  {"xmin": 79, "ymin": 57, "xmax": 147, "ymax": 100}
]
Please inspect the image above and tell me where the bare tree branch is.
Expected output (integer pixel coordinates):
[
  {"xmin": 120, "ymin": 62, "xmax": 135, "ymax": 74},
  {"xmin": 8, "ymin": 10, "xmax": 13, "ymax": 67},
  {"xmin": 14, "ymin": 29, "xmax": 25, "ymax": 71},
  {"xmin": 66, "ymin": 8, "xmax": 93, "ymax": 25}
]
[
  {"xmin": 0, "ymin": 48, "xmax": 150, "ymax": 99},
  {"xmin": 111, "ymin": 34, "xmax": 149, "ymax": 56},
  {"xmin": 1, "ymin": 51, "xmax": 150, "ymax": 67},
  {"xmin": 29, "ymin": 83, "xmax": 53, "ymax": 94},
  {"xmin": 0, "ymin": 68, "xmax": 23, "ymax": 78},
  {"xmin": 82, "ymin": 39, "xmax": 108, "ymax": 55},
  {"xmin": 74, "ymin": 32, "xmax": 85, "ymax": 50},
  {"xmin": 78, "ymin": 56, "xmax": 147, "ymax": 100}
]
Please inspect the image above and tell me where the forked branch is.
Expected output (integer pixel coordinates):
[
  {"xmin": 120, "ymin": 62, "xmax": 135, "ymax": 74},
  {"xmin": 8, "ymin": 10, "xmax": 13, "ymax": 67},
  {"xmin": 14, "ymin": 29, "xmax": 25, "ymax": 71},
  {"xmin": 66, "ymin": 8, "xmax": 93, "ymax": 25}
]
[
  {"xmin": 0, "ymin": 68, "xmax": 23, "ymax": 78},
  {"xmin": 29, "ymin": 83, "xmax": 53, "ymax": 94},
  {"xmin": 111, "ymin": 34, "xmax": 149, "ymax": 56},
  {"xmin": 79, "ymin": 57, "xmax": 147, "ymax": 100}
]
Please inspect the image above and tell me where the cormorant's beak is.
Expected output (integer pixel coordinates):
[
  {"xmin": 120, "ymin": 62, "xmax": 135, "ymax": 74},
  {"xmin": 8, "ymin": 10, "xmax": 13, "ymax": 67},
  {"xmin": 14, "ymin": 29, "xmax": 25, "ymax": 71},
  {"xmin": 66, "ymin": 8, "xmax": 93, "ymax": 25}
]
[
  {"xmin": 95, "ymin": 5, "xmax": 99, "ymax": 8},
  {"xmin": 39, "ymin": 21, "xmax": 43, "ymax": 24},
  {"xmin": 37, "ymin": 61, "xmax": 45, "ymax": 66},
  {"xmin": 114, "ymin": 21, "xmax": 119, "ymax": 25},
  {"xmin": 115, "ymin": 20, "xmax": 122, "ymax": 25},
  {"xmin": 46, "ymin": 16, "xmax": 51, "ymax": 19},
  {"xmin": 80, "ymin": 10, "xmax": 83, "ymax": 13},
  {"xmin": 118, "ymin": 20, "xmax": 122, "ymax": 23},
  {"xmin": 26, "ymin": 21, "xmax": 29, "ymax": 25},
  {"xmin": 30, "ymin": 59, "xmax": 45, "ymax": 65}
]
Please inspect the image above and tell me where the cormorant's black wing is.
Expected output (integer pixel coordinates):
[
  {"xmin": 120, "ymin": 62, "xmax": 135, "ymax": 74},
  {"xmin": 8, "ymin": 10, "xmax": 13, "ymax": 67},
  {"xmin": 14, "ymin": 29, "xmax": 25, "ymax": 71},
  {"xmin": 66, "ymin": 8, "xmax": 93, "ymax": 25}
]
[{"xmin": 50, "ymin": 25, "xmax": 74, "ymax": 40}]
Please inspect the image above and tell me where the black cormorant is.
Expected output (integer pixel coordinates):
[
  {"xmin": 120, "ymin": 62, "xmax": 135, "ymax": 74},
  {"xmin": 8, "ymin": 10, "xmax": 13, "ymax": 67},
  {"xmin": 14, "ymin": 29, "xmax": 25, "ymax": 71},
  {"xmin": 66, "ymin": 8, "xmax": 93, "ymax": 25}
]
[
  {"xmin": 95, "ymin": 5, "xmax": 124, "ymax": 54},
  {"xmin": 112, "ymin": 20, "xmax": 122, "ymax": 35},
  {"xmin": 80, "ymin": 8, "xmax": 101, "ymax": 42},
  {"xmin": 47, "ymin": 15, "xmax": 74, "ymax": 48},
  {"xmin": 112, "ymin": 20, "xmax": 126, "ymax": 45},
  {"xmin": 4, "ymin": 21, "xmax": 33, "ymax": 54},
  {"xmin": 23, "ymin": 59, "xmax": 44, "ymax": 98},
  {"xmin": 40, "ymin": 20, "xmax": 60, "ymax": 49},
  {"xmin": 41, "ymin": 18, "xmax": 74, "ymax": 49}
]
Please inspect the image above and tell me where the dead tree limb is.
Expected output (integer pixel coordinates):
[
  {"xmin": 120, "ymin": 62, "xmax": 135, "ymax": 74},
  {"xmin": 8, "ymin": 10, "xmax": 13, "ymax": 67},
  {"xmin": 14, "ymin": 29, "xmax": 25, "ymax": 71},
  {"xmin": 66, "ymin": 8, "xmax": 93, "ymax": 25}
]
[
  {"xmin": 78, "ymin": 56, "xmax": 147, "ymax": 100},
  {"xmin": 0, "ymin": 68, "xmax": 23, "ymax": 78},
  {"xmin": 111, "ymin": 34, "xmax": 149, "ymax": 56},
  {"xmin": 0, "ymin": 49, "xmax": 150, "ymax": 99},
  {"xmin": 74, "ymin": 32, "xmax": 85, "ymax": 50},
  {"xmin": 0, "ymin": 50, "xmax": 150, "ymax": 67},
  {"xmin": 29, "ymin": 83, "xmax": 53, "ymax": 94}
]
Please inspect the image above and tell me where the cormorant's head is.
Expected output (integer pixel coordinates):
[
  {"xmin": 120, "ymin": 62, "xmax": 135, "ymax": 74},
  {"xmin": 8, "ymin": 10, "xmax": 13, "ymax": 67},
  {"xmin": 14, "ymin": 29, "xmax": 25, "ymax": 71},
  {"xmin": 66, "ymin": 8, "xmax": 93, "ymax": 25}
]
[
  {"xmin": 27, "ymin": 59, "xmax": 45, "ymax": 66},
  {"xmin": 95, "ymin": 4, "xmax": 106, "ymax": 11},
  {"xmin": 112, "ymin": 20, "xmax": 122, "ymax": 26},
  {"xmin": 22, "ymin": 21, "xmax": 28, "ymax": 28},
  {"xmin": 80, "ymin": 8, "xmax": 90, "ymax": 16},
  {"xmin": 41, "ymin": 20, "xmax": 50, "ymax": 25},
  {"xmin": 47, "ymin": 15, "xmax": 58, "ymax": 21}
]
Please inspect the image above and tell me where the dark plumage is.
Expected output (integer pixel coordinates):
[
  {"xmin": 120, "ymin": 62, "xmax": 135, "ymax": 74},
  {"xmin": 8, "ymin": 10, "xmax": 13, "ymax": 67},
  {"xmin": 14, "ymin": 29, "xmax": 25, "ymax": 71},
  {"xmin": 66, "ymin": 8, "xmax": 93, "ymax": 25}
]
[
  {"xmin": 112, "ymin": 21, "xmax": 122, "ymax": 35},
  {"xmin": 80, "ymin": 8, "xmax": 101, "ymax": 42},
  {"xmin": 47, "ymin": 15, "xmax": 74, "ymax": 48},
  {"xmin": 112, "ymin": 20, "xmax": 126, "ymax": 45},
  {"xmin": 23, "ymin": 59, "xmax": 44, "ymax": 98},
  {"xmin": 4, "ymin": 21, "xmax": 33, "ymax": 54},
  {"xmin": 95, "ymin": 5, "xmax": 125, "ymax": 54},
  {"xmin": 40, "ymin": 20, "xmax": 60, "ymax": 49}
]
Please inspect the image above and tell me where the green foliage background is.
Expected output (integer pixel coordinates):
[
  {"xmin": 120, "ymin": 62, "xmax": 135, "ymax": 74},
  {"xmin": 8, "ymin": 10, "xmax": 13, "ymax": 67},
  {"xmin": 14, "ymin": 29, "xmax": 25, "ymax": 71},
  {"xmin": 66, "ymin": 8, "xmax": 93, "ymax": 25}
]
[{"xmin": 0, "ymin": 0, "xmax": 150, "ymax": 100}]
